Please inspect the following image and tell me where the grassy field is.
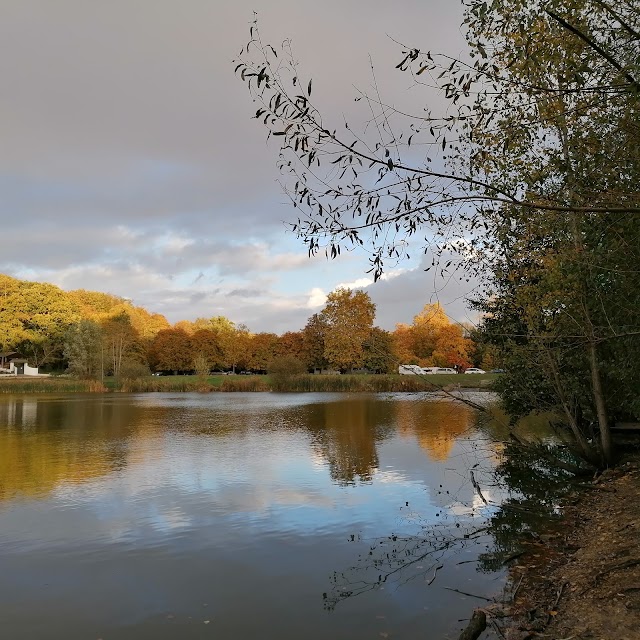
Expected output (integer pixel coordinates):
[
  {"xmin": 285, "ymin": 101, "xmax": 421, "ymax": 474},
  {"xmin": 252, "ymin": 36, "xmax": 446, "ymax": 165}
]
[{"xmin": 0, "ymin": 373, "xmax": 498, "ymax": 394}]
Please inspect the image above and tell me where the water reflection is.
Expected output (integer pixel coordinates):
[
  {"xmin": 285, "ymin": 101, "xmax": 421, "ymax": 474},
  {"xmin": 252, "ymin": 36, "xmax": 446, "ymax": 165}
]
[
  {"xmin": 305, "ymin": 396, "xmax": 394, "ymax": 485},
  {"xmin": 0, "ymin": 394, "xmax": 495, "ymax": 502},
  {"xmin": 395, "ymin": 399, "xmax": 475, "ymax": 460},
  {"xmin": 0, "ymin": 393, "xmax": 509, "ymax": 640},
  {"xmin": 0, "ymin": 396, "xmax": 146, "ymax": 501}
]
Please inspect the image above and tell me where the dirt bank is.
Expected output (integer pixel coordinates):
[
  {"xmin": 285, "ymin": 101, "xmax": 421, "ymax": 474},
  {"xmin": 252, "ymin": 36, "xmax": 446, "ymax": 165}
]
[{"xmin": 493, "ymin": 453, "xmax": 640, "ymax": 640}]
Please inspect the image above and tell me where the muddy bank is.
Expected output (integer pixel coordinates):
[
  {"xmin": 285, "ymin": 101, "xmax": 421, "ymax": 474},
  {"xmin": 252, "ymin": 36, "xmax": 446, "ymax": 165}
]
[{"xmin": 486, "ymin": 453, "xmax": 640, "ymax": 640}]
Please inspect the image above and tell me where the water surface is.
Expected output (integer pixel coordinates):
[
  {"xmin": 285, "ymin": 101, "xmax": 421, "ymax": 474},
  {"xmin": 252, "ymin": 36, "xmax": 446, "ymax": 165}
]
[{"xmin": 0, "ymin": 392, "xmax": 505, "ymax": 639}]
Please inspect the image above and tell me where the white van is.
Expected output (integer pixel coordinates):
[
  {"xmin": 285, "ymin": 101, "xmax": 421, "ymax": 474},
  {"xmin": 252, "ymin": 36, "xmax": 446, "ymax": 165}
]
[{"xmin": 398, "ymin": 364, "xmax": 424, "ymax": 375}]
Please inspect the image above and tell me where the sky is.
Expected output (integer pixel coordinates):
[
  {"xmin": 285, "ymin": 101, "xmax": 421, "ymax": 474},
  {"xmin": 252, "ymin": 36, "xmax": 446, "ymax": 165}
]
[{"xmin": 1, "ymin": 0, "xmax": 481, "ymax": 333}]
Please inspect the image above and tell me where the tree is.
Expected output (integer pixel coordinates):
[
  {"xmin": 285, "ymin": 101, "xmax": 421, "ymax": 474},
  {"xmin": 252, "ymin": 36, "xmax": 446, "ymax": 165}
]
[
  {"xmin": 277, "ymin": 331, "xmax": 306, "ymax": 361},
  {"xmin": 6, "ymin": 279, "xmax": 81, "ymax": 368},
  {"xmin": 320, "ymin": 288, "xmax": 376, "ymax": 371},
  {"xmin": 248, "ymin": 332, "xmax": 279, "ymax": 372},
  {"xmin": 464, "ymin": 0, "xmax": 640, "ymax": 465},
  {"xmin": 148, "ymin": 328, "xmax": 193, "ymax": 373},
  {"xmin": 101, "ymin": 311, "xmax": 142, "ymax": 377},
  {"xmin": 235, "ymin": 2, "xmax": 640, "ymax": 466},
  {"xmin": 191, "ymin": 329, "xmax": 224, "ymax": 370},
  {"xmin": 64, "ymin": 320, "xmax": 103, "ymax": 379},
  {"xmin": 363, "ymin": 327, "xmax": 397, "ymax": 373},
  {"xmin": 410, "ymin": 304, "xmax": 451, "ymax": 364},
  {"xmin": 392, "ymin": 303, "xmax": 472, "ymax": 368},
  {"xmin": 432, "ymin": 323, "xmax": 473, "ymax": 370},
  {"xmin": 302, "ymin": 313, "xmax": 329, "ymax": 371},
  {"xmin": 267, "ymin": 354, "xmax": 307, "ymax": 389},
  {"xmin": 220, "ymin": 323, "xmax": 252, "ymax": 373},
  {"xmin": 235, "ymin": 4, "xmax": 638, "ymax": 277}
]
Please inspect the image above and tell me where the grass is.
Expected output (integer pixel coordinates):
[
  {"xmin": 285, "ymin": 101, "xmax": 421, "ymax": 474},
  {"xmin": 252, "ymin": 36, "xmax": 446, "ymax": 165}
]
[
  {"xmin": 0, "ymin": 373, "xmax": 498, "ymax": 394},
  {"xmin": 0, "ymin": 376, "xmax": 105, "ymax": 393}
]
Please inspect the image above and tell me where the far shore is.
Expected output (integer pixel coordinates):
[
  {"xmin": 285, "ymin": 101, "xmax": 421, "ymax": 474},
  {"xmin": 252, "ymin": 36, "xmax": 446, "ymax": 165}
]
[{"xmin": 0, "ymin": 372, "xmax": 499, "ymax": 394}]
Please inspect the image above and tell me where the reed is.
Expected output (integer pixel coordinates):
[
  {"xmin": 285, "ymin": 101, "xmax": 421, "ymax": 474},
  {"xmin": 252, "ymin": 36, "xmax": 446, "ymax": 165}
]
[
  {"xmin": 0, "ymin": 377, "xmax": 94, "ymax": 393},
  {"xmin": 0, "ymin": 373, "xmax": 497, "ymax": 394}
]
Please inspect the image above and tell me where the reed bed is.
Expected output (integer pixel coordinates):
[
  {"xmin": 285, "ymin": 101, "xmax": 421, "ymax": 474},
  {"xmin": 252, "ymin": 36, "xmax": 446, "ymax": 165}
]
[
  {"xmin": 0, "ymin": 377, "xmax": 97, "ymax": 393},
  {"xmin": 0, "ymin": 373, "xmax": 496, "ymax": 394}
]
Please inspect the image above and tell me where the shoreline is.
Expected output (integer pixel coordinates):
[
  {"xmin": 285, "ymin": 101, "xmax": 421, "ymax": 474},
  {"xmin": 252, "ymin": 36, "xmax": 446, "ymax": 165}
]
[
  {"xmin": 0, "ymin": 373, "xmax": 498, "ymax": 394},
  {"xmin": 484, "ymin": 451, "xmax": 640, "ymax": 639}
]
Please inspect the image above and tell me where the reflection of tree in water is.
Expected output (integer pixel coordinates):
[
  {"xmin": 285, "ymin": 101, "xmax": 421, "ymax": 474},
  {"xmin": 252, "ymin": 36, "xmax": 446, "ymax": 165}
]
[
  {"xmin": 306, "ymin": 398, "xmax": 395, "ymax": 485},
  {"xmin": 0, "ymin": 397, "xmax": 155, "ymax": 501},
  {"xmin": 322, "ymin": 406, "xmax": 570, "ymax": 611},
  {"xmin": 395, "ymin": 400, "xmax": 475, "ymax": 461},
  {"xmin": 476, "ymin": 440, "xmax": 578, "ymax": 573},
  {"xmin": 323, "ymin": 514, "xmax": 493, "ymax": 611}
]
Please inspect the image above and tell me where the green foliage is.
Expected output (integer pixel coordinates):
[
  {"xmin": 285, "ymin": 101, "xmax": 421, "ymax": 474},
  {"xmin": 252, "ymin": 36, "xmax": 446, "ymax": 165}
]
[
  {"xmin": 63, "ymin": 319, "xmax": 103, "ymax": 380},
  {"xmin": 118, "ymin": 358, "xmax": 151, "ymax": 380},
  {"xmin": 363, "ymin": 327, "xmax": 397, "ymax": 373},
  {"xmin": 267, "ymin": 355, "xmax": 307, "ymax": 377}
]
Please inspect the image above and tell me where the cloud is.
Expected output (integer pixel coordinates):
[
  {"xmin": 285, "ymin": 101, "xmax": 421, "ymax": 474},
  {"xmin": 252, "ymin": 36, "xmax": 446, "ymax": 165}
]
[
  {"xmin": 0, "ymin": 0, "xmax": 471, "ymax": 332},
  {"xmin": 306, "ymin": 288, "xmax": 327, "ymax": 309}
]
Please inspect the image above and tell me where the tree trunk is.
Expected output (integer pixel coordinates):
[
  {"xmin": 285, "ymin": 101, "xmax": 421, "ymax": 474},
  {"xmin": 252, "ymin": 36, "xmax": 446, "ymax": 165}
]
[{"xmin": 588, "ymin": 340, "xmax": 612, "ymax": 466}]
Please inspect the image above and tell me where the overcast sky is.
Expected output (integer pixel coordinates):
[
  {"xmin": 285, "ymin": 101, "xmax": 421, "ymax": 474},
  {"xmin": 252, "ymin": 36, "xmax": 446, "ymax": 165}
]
[{"xmin": 1, "ymin": 0, "xmax": 480, "ymax": 333}]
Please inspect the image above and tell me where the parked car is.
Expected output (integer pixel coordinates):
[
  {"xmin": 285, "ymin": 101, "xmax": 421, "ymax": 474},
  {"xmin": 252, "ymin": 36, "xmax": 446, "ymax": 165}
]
[
  {"xmin": 398, "ymin": 364, "xmax": 425, "ymax": 375},
  {"xmin": 427, "ymin": 367, "xmax": 457, "ymax": 375},
  {"xmin": 489, "ymin": 368, "xmax": 506, "ymax": 374},
  {"xmin": 464, "ymin": 367, "xmax": 486, "ymax": 374}
]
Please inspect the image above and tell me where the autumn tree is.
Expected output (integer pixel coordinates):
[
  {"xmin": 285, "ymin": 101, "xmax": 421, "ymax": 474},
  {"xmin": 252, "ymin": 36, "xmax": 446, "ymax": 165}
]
[
  {"xmin": 191, "ymin": 328, "xmax": 224, "ymax": 371},
  {"xmin": 392, "ymin": 303, "xmax": 472, "ymax": 368},
  {"xmin": 248, "ymin": 332, "xmax": 279, "ymax": 372},
  {"xmin": 0, "ymin": 278, "xmax": 81, "ymax": 368},
  {"xmin": 410, "ymin": 304, "xmax": 451, "ymax": 364},
  {"xmin": 320, "ymin": 288, "xmax": 376, "ymax": 372},
  {"xmin": 392, "ymin": 323, "xmax": 417, "ymax": 365},
  {"xmin": 0, "ymin": 275, "xmax": 29, "ymax": 356},
  {"xmin": 276, "ymin": 331, "xmax": 306, "ymax": 362},
  {"xmin": 432, "ymin": 324, "xmax": 473, "ymax": 369},
  {"xmin": 148, "ymin": 328, "xmax": 193, "ymax": 373},
  {"xmin": 302, "ymin": 313, "xmax": 329, "ymax": 372}
]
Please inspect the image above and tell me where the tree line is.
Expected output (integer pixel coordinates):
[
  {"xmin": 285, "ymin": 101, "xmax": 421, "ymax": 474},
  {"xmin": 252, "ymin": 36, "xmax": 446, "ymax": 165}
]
[{"xmin": 0, "ymin": 274, "xmax": 480, "ymax": 377}]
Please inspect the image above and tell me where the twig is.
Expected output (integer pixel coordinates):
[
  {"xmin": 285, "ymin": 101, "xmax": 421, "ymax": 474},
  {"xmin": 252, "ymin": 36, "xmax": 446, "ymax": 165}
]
[
  {"xmin": 511, "ymin": 573, "xmax": 525, "ymax": 603},
  {"xmin": 427, "ymin": 564, "xmax": 443, "ymax": 585},
  {"xmin": 490, "ymin": 618, "xmax": 506, "ymax": 640},
  {"xmin": 470, "ymin": 470, "xmax": 489, "ymax": 505},
  {"xmin": 546, "ymin": 582, "xmax": 566, "ymax": 624},
  {"xmin": 572, "ymin": 482, "xmax": 617, "ymax": 493},
  {"xmin": 464, "ymin": 525, "xmax": 492, "ymax": 539},
  {"xmin": 595, "ymin": 558, "xmax": 640, "ymax": 583},
  {"xmin": 503, "ymin": 550, "xmax": 526, "ymax": 565},
  {"xmin": 444, "ymin": 587, "xmax": 493, "ymax": 601}
]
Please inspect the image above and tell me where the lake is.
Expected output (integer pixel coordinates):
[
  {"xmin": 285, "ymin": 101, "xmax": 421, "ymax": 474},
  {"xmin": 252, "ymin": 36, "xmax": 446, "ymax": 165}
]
[{"xmin": 0, "ymin": 392, "xmax": 507, "ymax": 639}]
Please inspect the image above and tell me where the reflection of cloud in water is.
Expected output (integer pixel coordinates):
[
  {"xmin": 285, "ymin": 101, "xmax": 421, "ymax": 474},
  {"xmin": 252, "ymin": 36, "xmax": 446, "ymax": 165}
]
[
  {"xmin": 204, "ymin": 484, "xmax": 336, "ymax": 514},
  {"xmin": 374, "ymin": 469, "xmax": 412, "ymax": 485}
]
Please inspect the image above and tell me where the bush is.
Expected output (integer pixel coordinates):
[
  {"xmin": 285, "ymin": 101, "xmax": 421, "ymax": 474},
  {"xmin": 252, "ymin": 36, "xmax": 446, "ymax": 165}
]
[
  {"xmin": 267, "ymin": 356, "xmax": 307, "ymax": 377},
  {"xmin": 118, "ymin": 358, "xmax": 151, "ymax": 380}
]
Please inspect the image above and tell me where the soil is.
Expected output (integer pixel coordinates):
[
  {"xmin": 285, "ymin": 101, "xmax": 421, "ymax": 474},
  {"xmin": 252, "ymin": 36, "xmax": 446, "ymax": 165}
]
[{"xmin": 491, "ymin": 450, "xmax": 640, "ymax": 640}]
